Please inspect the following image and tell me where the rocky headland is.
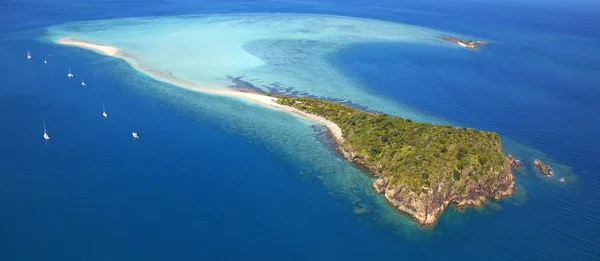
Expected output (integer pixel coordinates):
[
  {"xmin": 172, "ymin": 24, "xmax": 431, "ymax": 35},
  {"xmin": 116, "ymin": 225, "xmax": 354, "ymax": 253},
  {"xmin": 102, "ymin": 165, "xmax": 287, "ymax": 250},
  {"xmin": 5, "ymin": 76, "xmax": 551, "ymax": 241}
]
[{"xmin": 276, "ymin": 96, "xmax": 516, "ymax": 226}]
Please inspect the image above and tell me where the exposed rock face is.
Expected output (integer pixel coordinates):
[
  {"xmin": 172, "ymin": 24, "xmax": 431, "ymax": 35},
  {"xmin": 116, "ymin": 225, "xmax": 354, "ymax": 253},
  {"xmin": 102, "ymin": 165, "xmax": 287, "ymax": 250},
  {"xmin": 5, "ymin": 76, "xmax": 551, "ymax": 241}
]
[
  {"xmin": 533, "ymin": 159, "xmax": 553, "ymax": 176},
  {"xmin": 338, "ymin": 143, "xmax": 515, "ymax": 226},
  {"xmin": 507, "ymin": 154, "xmax": 522, "ymax": 170}
]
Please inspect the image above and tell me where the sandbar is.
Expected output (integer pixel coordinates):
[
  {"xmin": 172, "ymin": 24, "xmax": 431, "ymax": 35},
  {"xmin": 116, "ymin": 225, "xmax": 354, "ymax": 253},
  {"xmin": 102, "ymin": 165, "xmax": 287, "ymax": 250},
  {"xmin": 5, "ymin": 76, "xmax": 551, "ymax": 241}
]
[
  {"xmin": 58, "ymin": 38, "xmax": 121, "ymax": 56},
  {"xmin": 54, "ymin": 37, "xmax": 344, "ymax": 143}
]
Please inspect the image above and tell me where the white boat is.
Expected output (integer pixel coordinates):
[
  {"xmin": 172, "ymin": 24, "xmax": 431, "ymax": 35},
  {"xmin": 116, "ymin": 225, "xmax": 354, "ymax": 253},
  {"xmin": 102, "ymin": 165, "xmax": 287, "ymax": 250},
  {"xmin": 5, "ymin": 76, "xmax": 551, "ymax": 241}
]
[
  {"xmin": 44, "ymin": 57, "xmax": 47, "ymax": 64},
  {"xmin": 559, "ymin": 177, "xmax": 566, "ymax": 182},
  {"xmin": 43, "ymin": 118, "xmax": 51, "ymax": 140},
  {"xmin": 81, "ymin": 77, "xmax": 86, "ymax": 86},
  {"xmin": 26, "ymin": 51, "xmax": 32, "ymax": 60},
  {"xmin": 67, "ymin": 67, "xmax": 73, "ymax": 78},
  {"xmin": 102, "ymin": 103, "xmax": 108, "ymax": 118},
  {"xmin": 132, "ymin": 132, "xmax": 139, "ymax": 139}
]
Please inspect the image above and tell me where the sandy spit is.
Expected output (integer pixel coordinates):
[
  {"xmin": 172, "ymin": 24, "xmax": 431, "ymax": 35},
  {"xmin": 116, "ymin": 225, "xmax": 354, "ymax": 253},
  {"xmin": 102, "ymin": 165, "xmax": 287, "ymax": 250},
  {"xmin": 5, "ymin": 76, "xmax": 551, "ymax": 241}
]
[{"xmin": 55, "ymin": 37, "xmax": 344, "ymax": 143}]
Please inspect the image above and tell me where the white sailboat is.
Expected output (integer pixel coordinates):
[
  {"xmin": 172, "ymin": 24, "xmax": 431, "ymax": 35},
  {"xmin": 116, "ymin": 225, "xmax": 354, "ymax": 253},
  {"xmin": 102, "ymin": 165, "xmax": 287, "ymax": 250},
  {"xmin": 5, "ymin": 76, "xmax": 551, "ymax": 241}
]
[
  {"xmin": 132, "ymin": 132, "xmax": 139, "ymax": 139},
  {"xmin": 81, "ymin": 77, "xmax": 86, "ymax": 86},
  {"xmin": 102, "ymin": 103, "xmax": 108, "ymax": 118},
  {"xmin": 43, "ymin": 118, "xmax": 51, "ymax": 140},
  {"xmin": 26, "ymin": 50, "xmax": 32, "ymax": 60},
  {"xmin": 67, "ymin": 67, "xmax": 73, "ymax": 78}
]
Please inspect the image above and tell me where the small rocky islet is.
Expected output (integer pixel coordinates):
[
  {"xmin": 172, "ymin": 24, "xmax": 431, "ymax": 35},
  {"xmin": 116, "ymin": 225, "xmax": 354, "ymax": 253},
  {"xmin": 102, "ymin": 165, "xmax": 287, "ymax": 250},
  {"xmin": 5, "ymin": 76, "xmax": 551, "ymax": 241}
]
[
  {"xmin": 276, "ymin": 96, "xmax": 516, "ymax": 226},
  {"xmin": 440, "ymin": 36, "xmax": 487, "ymax": 50},
  {"xmin": 532, "ymin": 159, "xmax": 553, "ymax": 176}
]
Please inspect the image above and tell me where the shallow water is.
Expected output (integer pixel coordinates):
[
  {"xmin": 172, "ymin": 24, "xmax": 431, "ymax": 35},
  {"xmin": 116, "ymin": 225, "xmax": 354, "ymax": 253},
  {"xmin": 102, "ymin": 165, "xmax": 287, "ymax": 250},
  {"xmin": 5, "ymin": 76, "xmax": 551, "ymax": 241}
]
[
  {"xmin": 45, "ymin": 13, "xmax": 455, "ymax": 122},
  {"xmin": 1, "ymin": 0, "xmax": 600, "ymax": 260}
]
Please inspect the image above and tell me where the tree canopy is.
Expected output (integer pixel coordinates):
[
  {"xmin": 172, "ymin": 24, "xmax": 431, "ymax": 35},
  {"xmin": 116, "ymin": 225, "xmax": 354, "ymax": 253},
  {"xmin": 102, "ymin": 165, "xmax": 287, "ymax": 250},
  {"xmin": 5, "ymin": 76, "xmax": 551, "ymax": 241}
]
[{"xmin": 277, "ymin": 96, "xmax": 507, "ymax": 192}]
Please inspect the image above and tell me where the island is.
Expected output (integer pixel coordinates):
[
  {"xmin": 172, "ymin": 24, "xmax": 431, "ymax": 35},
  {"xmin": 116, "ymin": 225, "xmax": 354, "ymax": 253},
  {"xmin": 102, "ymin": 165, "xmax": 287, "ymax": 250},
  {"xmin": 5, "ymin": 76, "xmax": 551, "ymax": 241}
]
[
  {"xmin": 532, "ymin": 159, "xmax": 553, "ymax": 176},
  {"xmin": 441, "ymin": 36, "xmax": 487, "ymax": 50},
  {"xmin": 55, "ymin": 37, "xmax": 515, "ymax": 226},
  {"xmin": 276, "ymin": 96, "xmax": 515, "ymax": 226}
]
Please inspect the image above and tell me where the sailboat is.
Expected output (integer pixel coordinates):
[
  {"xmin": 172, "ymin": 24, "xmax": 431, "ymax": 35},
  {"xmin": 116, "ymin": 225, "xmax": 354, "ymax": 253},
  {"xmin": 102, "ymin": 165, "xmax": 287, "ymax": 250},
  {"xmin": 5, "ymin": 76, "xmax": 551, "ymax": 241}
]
[
  {"xmin": 43, "ymin": 118, "xmax": 51, "ymax": 140},
  {"xmin": 102, "ymin": 103, "xmax": 108, "ymax": 118},
  {"xmin": 132, "ymin": 132, "xmax": 139, "ymax": 139},
  {"xmin": 26, "ymin": 51, "xmax": 32, "ymax": 60},
  {"xmin": 81, "ymin": 77, "xmax": 86, "ymax": 86},
  {"xmin": 67, "ymin": 67, "xmax": 73, "ymax": 78}
]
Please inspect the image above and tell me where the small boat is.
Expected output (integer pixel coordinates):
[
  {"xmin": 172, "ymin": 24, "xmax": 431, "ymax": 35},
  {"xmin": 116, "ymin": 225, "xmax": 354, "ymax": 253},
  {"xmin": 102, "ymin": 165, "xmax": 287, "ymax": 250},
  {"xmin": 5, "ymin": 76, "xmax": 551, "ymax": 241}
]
[
  {"xmin": 44, "ymin": 57, "xmax": 47, "ymax": 64},
  {"xmin": 559, "ymin": 177, "xmax": 566, "ymax": 182},
  {"xmin": 102, "ymin": 103, "xmax": 108, "ymax": 118},
  {"xmin": 81, "ymin": 77, "xmax": 86, "ymax": 86},
  {"xmin": 132, "ymin": 132, "xmax": 139, "ymax": 139},
  {"xmin": 67, "ymin": 67, "xmax": 73, "ymax": 78},
  {"xmin": 43, "ymin": 118, "xmax": 51, "ymax": 140},
  {"xmin": 26, "ymin": 51, "xmax": 32, "ymax": 60}
]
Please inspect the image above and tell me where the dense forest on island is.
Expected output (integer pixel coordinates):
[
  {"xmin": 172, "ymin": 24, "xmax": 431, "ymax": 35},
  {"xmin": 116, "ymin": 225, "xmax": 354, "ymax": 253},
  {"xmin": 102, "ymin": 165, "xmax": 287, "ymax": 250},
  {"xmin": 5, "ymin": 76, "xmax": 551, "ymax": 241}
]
[{"xmin": 276, "ymin": 96, "xmax": 508, "ymax": 193}]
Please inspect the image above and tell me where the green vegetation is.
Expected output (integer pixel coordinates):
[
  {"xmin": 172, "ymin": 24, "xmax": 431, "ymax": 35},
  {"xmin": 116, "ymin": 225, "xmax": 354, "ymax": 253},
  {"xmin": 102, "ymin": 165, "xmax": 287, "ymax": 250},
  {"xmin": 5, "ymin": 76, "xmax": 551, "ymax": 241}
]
[{"xmin": 276, "ymin": 96, "xmax": 507, "ymax": 192}]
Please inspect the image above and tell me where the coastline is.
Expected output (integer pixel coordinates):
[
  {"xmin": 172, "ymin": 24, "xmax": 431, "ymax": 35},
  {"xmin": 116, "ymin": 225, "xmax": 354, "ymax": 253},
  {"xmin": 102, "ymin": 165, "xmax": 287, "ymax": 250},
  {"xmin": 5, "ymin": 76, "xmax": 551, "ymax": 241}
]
[
  {"xmin": 275, "ymin": 96, "xmax": 516, "ymax": 226},
  {"xmin": 55, "ymin": 37, "xmax": 514, "ymax": 226},
  {"xmin": 55, "ymin": 37, "xmax": 344, "ymax": 143}
]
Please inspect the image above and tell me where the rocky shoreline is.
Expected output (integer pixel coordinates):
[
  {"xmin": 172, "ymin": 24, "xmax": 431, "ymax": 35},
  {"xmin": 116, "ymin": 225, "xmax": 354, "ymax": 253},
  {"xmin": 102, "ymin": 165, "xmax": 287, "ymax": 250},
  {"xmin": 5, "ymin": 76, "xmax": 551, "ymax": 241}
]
[
  {"xmin": 276, "ymin": 96, "xmax": 518, "ymax": 226},
  {"xmin": 337, "ymin": 137, "xmax": 515, "ymax": 226}
]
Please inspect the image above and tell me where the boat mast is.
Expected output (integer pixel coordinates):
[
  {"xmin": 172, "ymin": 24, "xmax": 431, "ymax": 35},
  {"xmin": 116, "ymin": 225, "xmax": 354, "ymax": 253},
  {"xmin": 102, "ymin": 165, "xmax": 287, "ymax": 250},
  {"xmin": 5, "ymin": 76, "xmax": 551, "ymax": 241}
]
[{"xmin": 43, "ymin": 118, "xmax": 47, "ymax": 133}]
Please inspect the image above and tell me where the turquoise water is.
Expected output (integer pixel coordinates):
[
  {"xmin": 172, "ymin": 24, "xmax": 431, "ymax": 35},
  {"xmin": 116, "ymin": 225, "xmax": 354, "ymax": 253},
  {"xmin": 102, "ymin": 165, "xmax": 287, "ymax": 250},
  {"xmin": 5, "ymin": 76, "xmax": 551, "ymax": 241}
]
[
  {"xmin": 44, "ymin": 13, "xmax": 453, "ymax": 122},
  {"xmin": 1, "ymin": 0, "xmax": 600, "ymax": 260}
]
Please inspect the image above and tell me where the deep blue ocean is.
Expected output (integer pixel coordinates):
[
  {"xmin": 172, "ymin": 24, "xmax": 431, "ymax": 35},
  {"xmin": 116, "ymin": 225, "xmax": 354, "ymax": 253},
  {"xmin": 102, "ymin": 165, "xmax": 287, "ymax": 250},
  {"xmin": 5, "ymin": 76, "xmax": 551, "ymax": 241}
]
[{"xmin": 2, "ymin": 0, "xmax": 600, "ymax": 260}]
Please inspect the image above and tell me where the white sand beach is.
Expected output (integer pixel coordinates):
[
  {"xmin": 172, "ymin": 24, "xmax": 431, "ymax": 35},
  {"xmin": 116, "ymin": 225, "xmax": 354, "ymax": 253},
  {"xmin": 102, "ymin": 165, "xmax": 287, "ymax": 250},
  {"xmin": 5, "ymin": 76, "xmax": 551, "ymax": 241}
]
[
  {"xmin": 57, "ymin": 38, "xmax": 121, "ymax": 56},
  {"xmin": 55, "ymin": 37, "xmax": 344, "ymax": 143}
]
